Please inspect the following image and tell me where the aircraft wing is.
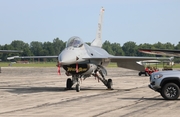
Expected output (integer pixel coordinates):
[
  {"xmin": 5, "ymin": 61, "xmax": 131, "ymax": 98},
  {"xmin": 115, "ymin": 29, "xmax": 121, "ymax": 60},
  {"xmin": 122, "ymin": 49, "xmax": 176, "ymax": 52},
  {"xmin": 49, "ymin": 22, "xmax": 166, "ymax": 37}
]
[
  {"xmin": 7, "ymin": 56, "xmax": 58, "ymax": 60},
  {"xmin": 108, "ymin": 55, "xmax": 172, "ymax": 71},
  {"xmin": 139, "ymin": 49, "xmax": 180, "ymax": 57},
  {"xmin": 83, "ymin": 55, "xmax": 172, "ymax": 71},
  {"xmin": 0, "ymin": 50, "xmax": 23, "ymax": 53}
]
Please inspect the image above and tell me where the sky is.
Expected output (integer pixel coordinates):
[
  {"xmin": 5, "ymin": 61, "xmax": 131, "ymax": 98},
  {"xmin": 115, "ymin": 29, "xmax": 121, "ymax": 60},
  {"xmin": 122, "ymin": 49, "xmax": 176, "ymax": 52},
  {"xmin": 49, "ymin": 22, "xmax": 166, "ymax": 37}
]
[{"xmin": 0, "ymin": 0, "xmax": 180, "ymax": 46}]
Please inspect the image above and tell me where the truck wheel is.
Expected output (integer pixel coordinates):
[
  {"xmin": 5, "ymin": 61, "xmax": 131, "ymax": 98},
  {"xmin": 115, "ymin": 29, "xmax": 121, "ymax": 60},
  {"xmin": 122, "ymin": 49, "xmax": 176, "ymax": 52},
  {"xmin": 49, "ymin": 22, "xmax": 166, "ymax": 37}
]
[{"xmin": 161, "ymin": 83, "xmax": 180, "ymax": 100}]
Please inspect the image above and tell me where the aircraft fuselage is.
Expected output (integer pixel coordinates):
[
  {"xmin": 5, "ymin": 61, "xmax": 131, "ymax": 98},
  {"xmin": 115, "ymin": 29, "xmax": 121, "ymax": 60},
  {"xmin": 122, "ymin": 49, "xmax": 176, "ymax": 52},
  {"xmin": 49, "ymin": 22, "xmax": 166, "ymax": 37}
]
[{"xmin": 58, "ymin": 37, "xmax": 110, "ymax": 76}]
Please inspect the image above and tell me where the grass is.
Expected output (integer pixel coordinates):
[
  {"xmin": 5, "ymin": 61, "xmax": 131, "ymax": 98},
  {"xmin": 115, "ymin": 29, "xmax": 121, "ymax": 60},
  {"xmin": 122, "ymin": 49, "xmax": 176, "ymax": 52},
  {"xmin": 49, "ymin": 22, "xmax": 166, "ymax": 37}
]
[
  {"xmin": 0, "ymin": 62, "xmax": 180, "ymax": 68},
  {"xmin": 0, "ymin": 62, "xmax": 57, "ymax": 67}
]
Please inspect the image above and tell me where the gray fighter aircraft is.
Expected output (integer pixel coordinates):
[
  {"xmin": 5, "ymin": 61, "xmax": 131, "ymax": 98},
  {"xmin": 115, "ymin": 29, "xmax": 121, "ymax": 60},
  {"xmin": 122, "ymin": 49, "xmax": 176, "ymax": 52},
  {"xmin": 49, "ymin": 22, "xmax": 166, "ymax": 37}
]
[{"xmin": 8, "ymin": 7, "xmax": 171, "ymax": 92}]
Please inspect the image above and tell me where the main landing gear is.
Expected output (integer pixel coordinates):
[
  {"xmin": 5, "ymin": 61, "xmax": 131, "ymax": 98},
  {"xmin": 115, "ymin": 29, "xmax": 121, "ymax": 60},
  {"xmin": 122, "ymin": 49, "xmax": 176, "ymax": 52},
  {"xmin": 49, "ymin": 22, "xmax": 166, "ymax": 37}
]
[{"xmin": 93, "ymin": 68, "xmax": 113, "ymax": 90}]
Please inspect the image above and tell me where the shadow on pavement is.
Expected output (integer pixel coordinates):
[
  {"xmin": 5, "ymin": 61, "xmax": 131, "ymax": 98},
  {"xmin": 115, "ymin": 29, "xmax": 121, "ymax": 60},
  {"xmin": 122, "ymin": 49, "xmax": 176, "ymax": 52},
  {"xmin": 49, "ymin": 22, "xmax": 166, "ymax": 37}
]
[
  {"xmin": 118, "ymin": 97, "xmax": 180, "ymax": 101},
  {"xmin": 0, "ymin": 86, "xmax": 67, "ymax": 94},
  {"xmin": 0, "ymin": 86, "xmax": 112, "ymax": 94}
]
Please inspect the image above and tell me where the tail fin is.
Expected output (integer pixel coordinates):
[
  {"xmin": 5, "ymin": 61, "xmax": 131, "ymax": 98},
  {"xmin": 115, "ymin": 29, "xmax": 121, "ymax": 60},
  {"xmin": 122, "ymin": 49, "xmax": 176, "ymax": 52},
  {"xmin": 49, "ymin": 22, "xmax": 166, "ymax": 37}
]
[{"xmin": 91, "ymin": 7, "xmax": 105, "ymax": 47}]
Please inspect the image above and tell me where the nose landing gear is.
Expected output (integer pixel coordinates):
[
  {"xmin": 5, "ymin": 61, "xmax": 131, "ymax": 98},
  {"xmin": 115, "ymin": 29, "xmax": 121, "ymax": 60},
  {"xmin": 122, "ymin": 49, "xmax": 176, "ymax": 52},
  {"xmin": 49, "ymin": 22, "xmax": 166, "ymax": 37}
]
[
  {"xmin": 66, "ymin": 75, "xmax": 81, "ymax": 92},
  {"xmin": 66, "ymin": 78, "xmax": 73, "ymax": 90}
]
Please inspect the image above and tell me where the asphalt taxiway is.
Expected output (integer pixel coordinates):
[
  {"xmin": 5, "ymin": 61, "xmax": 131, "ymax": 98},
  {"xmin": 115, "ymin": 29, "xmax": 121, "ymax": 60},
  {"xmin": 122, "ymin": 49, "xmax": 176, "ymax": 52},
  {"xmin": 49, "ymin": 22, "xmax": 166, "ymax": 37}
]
[{"xmin": 0, "ymin": 67, "xmax": 179, "ymax": 117}]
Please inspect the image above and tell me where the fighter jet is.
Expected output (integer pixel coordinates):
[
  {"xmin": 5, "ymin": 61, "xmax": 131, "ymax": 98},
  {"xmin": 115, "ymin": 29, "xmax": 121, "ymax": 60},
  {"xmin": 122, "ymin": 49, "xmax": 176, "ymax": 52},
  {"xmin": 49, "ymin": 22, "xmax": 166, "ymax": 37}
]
[
  {"xmin": 139, "ymin": 48, "xmax": 180, "ymax": 57},
  {"xmin": 8, "ymin": 7, "xmax": 171, "ymax": 92}
]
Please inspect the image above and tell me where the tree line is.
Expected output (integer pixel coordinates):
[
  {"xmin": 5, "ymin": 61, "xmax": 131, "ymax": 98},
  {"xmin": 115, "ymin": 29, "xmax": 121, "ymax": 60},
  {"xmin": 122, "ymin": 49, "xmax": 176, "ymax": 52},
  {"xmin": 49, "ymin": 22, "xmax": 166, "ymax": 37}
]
[{"xmin": 0, "ymin": 38, "xmax": 180, "ymax": 62}]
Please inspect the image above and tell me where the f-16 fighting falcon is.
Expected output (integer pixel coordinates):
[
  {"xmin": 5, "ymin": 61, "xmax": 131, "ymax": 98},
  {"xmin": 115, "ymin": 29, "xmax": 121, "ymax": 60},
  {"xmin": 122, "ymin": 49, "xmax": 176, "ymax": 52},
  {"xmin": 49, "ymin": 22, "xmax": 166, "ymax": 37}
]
[{"xmin": 8, "ymin": 7, "xmax": 170, "ymax": 92}]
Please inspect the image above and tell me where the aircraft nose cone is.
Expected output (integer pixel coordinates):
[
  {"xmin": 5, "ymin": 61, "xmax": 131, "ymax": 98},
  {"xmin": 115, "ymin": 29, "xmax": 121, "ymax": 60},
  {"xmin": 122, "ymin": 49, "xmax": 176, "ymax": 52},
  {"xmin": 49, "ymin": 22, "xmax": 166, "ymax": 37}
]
[{"xmin": 59, "ymin": 50, "xmax": 77, "ymax": 65}]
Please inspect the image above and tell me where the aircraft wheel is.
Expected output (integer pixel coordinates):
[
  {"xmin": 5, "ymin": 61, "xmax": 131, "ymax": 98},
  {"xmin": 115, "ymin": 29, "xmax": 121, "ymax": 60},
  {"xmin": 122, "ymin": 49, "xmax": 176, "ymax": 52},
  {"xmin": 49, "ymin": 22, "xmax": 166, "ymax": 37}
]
[
  {"xmin": 138, "ymin": 72, "xmax": 141, "ymax": 76},
  {"xmin": 76, "ymin": 84, "xmax": 80, "ymax": 92},
  {"xmin": 66, "ymin": 78, "xmax": 72, "ymax": 89},
  {"xmin": 107, "ymin": 79, "xmax": 113, "ymax": 89}
]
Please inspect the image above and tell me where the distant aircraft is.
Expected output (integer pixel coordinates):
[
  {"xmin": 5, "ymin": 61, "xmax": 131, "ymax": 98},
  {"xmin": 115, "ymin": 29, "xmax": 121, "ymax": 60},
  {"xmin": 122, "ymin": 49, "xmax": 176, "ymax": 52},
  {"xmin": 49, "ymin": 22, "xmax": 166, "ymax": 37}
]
[
  {"xmin": 139, "ymin": 49, "xmax": 180, "ymax": 57},
  {"xmin": 0, "ymin": 50, "xmax": 23, "ymax": 53},
  {"xmin": 0, "ymin": 50, "xmax": 23, "ymax": 61},
  {"xmin": 8, "ymin": 7, "xmax": 171, "ymax": 92}
]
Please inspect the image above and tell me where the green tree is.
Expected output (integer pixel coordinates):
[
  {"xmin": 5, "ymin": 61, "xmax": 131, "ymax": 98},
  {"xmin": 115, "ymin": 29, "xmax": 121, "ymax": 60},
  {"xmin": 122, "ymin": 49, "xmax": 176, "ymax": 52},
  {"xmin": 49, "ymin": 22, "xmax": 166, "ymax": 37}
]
[
  {"xmin": 175, "ymin": 42, "xmax": 180, "ymax": 50},
  {"xmin": 122, "ymin": 41, "xmax": 137, "ymax": 56},
  {"xmin": 11, "ymin": 40, "xmax": 32, "ymax": 56},
  {"xmin": 164, "ymin": 42, "xmax": 174, "ymax": 50},
  {"xmin": 30, "ymin": 41, "xmax": 43, "ymax": 56},
  {"xmin": 43, "ymin": 41, "xmax": 55, "ymax": 55},
  {"xmin": 111, "ymin": 43, "xmax": 124, "ymax": 56},
  {"xmin": 53, "ymin": 38, "xmax": 66, "ymax": 55},
  {"xmin": 153, "ymin": 42, "xmax": 165, "ymax": 49},
  {"xmin": 102, "ymin": 41, "xmax": 114, "ymax": 55}
]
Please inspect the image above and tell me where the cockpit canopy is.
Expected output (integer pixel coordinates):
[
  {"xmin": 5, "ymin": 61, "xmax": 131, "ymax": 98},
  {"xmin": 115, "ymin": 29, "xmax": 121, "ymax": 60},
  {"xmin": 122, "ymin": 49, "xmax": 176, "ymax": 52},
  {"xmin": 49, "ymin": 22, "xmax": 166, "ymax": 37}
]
[{"xmin": 66, "ymin": 36, "xmax": 84, "ymax": 48}]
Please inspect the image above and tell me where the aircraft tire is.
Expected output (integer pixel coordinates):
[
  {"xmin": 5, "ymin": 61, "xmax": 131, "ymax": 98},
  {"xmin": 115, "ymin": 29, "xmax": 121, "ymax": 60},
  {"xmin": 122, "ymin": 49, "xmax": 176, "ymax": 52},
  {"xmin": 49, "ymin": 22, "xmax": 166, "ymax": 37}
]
[
  {"xmin": 76, "ymin": 84, "xmax": 80, "ymax": 92},
  {"xmin": 107, "ymin": 79, "xmax": 113, "ymax": 89},
  {"xmin": 66, "ymin": 78, "xmax": 72, "ymax": 89},
  {"xmin": 138, "ymin": 72, "xmax": 141, "ymax": 76}
]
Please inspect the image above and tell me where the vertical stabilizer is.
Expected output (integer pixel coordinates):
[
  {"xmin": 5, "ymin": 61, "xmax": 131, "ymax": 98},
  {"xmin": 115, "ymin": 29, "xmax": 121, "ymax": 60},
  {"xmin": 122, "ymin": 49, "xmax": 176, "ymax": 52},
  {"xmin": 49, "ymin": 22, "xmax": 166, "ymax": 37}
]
[{"xmin": 91, "ymin": 7, "xmax": 105, "ymax": 47}]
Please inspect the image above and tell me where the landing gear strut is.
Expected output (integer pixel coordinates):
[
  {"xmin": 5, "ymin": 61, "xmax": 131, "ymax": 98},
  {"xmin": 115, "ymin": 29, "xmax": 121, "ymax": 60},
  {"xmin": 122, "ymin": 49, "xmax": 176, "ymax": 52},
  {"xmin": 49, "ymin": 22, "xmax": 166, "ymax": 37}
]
[{"xmin": 93, "ymin": 67, "xmax": 113, "ymax": 90}]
